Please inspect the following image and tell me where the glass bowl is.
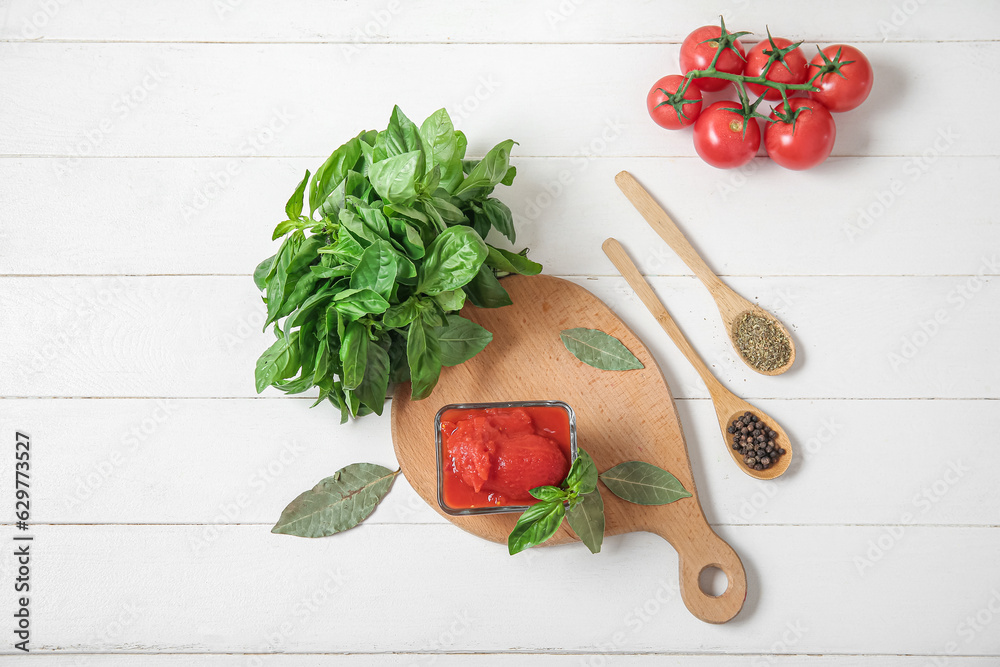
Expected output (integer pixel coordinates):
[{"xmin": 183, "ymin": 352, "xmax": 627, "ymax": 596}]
[{"xmin": 435, "ymin": 400, "xmax": 577, "ymax": 516}]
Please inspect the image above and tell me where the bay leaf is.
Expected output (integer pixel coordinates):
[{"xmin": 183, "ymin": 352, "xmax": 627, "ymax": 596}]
[
  {"xmin": 599, "ymin": 461, "xmax": 691, "ymax": 505},
  {"xmin": 559, "ymin": 328, "xmax": 643, "ymax": 371},
  {"xmin": 566, "ymin": 489, "xmax": 605, "ymax": 554},
  {"xmin": 272, "ymin": 463, "xmax": 399, "ymax": 537}
]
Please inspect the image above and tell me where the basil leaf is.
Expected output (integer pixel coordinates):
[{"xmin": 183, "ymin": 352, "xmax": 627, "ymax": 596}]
[
  {"xmin": 566, "ymin": 490, "xmax": 604, "ymax": 554},
  {"xmin": 369, "ymin": 150, "xmax": 423, "ymax": 206},
  {"xmin": 265, "ymin": 232, "xmax": 303, "ymax": 326},
  {"xmin": 317, "ymin": 170, "xmax": 367, "ymax": 221},
  {"xmin": 350, "ymin": 240, "xmax": 397, "ymax": 299},
  {"xmin": 529, "ymin": 486, "xmax": 568, "ymax": 502},
  {"xmin": 565, "ymin": 449, "xmax": 597, "ymax": 495},
  {"xmin": 501, "ymin": 165, "xmax": 516, "ymax": 187},
  {"xmin": 310, "ymin": 265, "xmax": 352, "ymax": 279},
  {"xmin": 313, "ymin": 336, "xmax": 330, "ymax": 384},
  {"xmin": 272, "ymin": 218, "xmax": 303, "ymax": 241},
  {"xmin": 599, "ymin": 461, "xmax": 692, "ymax": 505},
  {"xmin": 333, "ymin": 288, "xmax": 390, "ymax": 319},
  {"xmin": 406, "ymin": 315, "xmax": 441, "ymax": 400},
  {"xmin": 470, "ymin": 209, "xmax": 491, "ymax": 241},
  {"xmin": 560, "ymin": 328, "xmax": 644, "ymax": 371},
  {"xmin": 508, "ymin": 499, "xmax": 565, "ymax": 555},
  {"xmin": 310, "ymin": 137, "xmax": 363, "ymax": 216},
  {"xmin": 479, "ymin": 197, "xmax": 516, "ymax": 243},
  {"xmin": 340, "ymin": 321, "xmax": 369, "ymax": 390},
  {"xmin": 434, "ymin": 314, "xmax": 493, "ymax": 367},
  {"xmin": 383, "ymin": 296, "xmax": 420, "ymax": 329},
  {"xmin": 453, "ymin": 139, "xmax": 515, "ymax": 201},
  {"xmin": 354, "ymin": 339, "xmax": 390, "ymax": 416},
  {"xmin": 285, "ymin": 169, "xmax": 310, "ymax": 220},
  {"xmin": 419, "ymin": 109, "xmax": 463, "ymax": 191},
  {"xmin": 387, "ymin": 216, "xmax": 425, "ymax": 259},
  {"xmin": 379, "ymin": 106, "xmax": 425, "ymax": 160},
  {"xmin": 387, "ymin": 330, "xmax": 410, "ymax": 384},
  {"xmin": 339, "ymin": 207, "xmax": 375, "ymax": 247},
  {"xmin": 427, "ymin": 195, "xmax": 466, "ymax": 224},
  {"xmin": 463, "ymin": 265, "xmax": 512, "ymax": 308},
  {"xmin": 253, "ymin": 253, "xmax": 276, "ymax": 291},
  {"xmin": 416, "ymin": 226, "xmax": 488, "ymax": 295},
  {"xmin": 254, "ymin": 331, "xmax": 295, "ymax": 393},
  {"xmin": 432, "ymin": 289, "xmax": 466, "ymax": 312},
  {"xmin": 354, "ymin": 202, "xmax": 391, "ymax": 241},
  {"xmin": 272, "ymin": 464, "xmax": 399, "ymax": 538},
  {"xmin": 486, "ymin": 245, "xmax": 542, "ymax": 276},
  {"xmin": 326, "ymin": 225, "xmax": 365, "ymax": 264},
  {"xmin": 394, "ymin": 251, "xmax": 417, "ymax": 284}
]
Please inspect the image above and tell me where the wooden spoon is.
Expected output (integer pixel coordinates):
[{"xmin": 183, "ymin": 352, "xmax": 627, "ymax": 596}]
[
  {"xmin": 614, "ymin": 170, "xmax": 796, "ymax": 376},
  {"xmin": 603, "ymin": 237, "xmax": 793, "ymax": 480}
]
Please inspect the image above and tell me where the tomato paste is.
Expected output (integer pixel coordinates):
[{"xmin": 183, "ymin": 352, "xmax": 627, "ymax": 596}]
[{"xmin": 439, "ymin": 405, "xmax": 572, "ymax": 509}]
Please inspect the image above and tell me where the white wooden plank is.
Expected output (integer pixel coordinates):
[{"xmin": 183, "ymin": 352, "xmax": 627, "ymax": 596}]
[
  {"xmin": 1, "ymin": 275, "xmax": 996, "ymax": 399},
  {"xmin": 0, "ymin": 42, "xmax": 989, "ymax": 158},
  {"xmin": 0, "ymin": 525, "xmax": 996, "ymax": 654},
  {"xmin": 1, "ymin": 0, "xmax": 995, "ymax": 43},
  {"xmin": 2, "ymin": 398, "xmax": 996, "ymax": 527},
  {"xmin": 0, "ymin": 656, "xmax": 996, "ymax": 665},
  {"xmin": 3, "ymin": 156, "xmax": 996, "ymax": 277}
]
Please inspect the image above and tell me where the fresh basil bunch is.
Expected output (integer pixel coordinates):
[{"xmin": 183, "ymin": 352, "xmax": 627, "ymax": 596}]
[{"xmin": 253, "ymin": 106, "xmax": 540, "ymax": 421}]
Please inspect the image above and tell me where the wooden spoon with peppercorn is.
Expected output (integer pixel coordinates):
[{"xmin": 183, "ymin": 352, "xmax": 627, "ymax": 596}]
[
  {"xmin": 614, "ymin": 171, "xmax": 796, "ymax": 376},
  {"xmin": 604, "ymin": 238, "xmax": 792, "ymax": 480}
]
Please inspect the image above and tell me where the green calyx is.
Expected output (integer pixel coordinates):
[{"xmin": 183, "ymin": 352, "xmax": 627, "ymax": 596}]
[
  {"xmin": 760, "ymin": 27, "xmax": 804, "ymax": 77},
  {"xmin": 808, "ymin": 45, "xmax": 855, "ymax": 81},
  {"xmin": 702, "ymin": 15, "xmax": 752, "ymax": 69},
  {"xmin": 684, "ymin": 17, "xmax": 825, "ymax": 128},
  {"xmin": 653, "ymin": 86, "xmax": 702, "ymax": 122}
]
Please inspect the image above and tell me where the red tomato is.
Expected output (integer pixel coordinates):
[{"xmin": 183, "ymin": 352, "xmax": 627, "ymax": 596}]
[
  {"xmin": 692, "ymin": 101, "xmax": 760, "ymax": 169},
  {"xmin": 765, "ymin": 99, "xmax": 836, "ymax": 170},
  {"xmin": 646, "ymin": 74, "xmax": 703, "ymax": 129},
  {"xmin": 679, "ymin": 25, "xmax": 747, "ymax": 92},
  {"xmin": 808, "ymin": 44, "xmax": 873, "ymax": 112},
  {"xmin": 744, "ymin": 37, "xmax": 809, "ymax": 100}
]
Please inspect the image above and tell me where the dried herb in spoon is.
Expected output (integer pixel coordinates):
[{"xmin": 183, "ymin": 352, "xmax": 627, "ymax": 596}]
[{"xmin": 732, "ymin": 312, "xmax": 791, "ymax": 372}]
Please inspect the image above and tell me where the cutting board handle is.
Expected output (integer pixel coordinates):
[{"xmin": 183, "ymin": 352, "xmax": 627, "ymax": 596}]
[{"xmin": 657, "ymin": 524, "xmax": 747, "ymax": 624}]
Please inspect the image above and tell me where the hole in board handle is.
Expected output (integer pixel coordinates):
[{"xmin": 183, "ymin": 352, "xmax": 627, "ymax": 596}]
[{"xmin": 698, "ymin": 565, "xmax": 729, "ymax": 598}]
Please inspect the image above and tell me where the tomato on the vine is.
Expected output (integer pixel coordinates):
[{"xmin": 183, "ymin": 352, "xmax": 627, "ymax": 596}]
[
  {"xmin": 744, "ymin": 37, "xmax": 808, "ymax": 100},
  {"xmin": 808, "ymin": 44, "xmax": 873, "ymax": 112},
  {"xmin": 646, "ymin": 75, "xmax": 703, "ymax": 129},
  {"xmin": 679, "ymin": 25, "xmax": 746, "ymax": 92},
  {"xmin": 764, "ymin": 98, "xmax": 836, "ymax": 170},
  {"xmin": 692, "ymin": 101, "xmax": 760, "ymax": 169}
]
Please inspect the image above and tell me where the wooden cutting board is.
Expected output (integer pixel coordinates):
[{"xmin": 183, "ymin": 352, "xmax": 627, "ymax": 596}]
[{"xmin": 391, "ymin": 274, "xmax": 746, "ymax": 623}]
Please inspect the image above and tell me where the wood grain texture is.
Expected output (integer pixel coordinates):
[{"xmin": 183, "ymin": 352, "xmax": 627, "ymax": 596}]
[
  {"xmin": 0, "ymin": 43, "xmax": 992, "ymax": 157},
  {"xmin": 0, "ymin": 524, "xmax": 997, "ymax": 655},
  {"xmin": 1, "ymin": 658, "xmax": 998, "ymax": 667},
  {"xmin": 2, "ymin": 156, "xmax": 997, "ymax": 277},
  {"xmin": 2, "ymin": 0, "xmax": 997, "ymax": 43},
  {"xmin": 392, "ymin": 275, "xmax": 746, "ymax": 623}
]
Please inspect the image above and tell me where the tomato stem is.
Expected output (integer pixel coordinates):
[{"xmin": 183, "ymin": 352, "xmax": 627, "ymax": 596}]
[{"xmin": 682, "ymin": 16, "xmax": 858, "ymax": 125}]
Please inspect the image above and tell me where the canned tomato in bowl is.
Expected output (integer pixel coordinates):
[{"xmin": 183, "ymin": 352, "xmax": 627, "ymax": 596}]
[{"xmin": 435, "ymin": 401, "xmax": 578, "ymax": 516}]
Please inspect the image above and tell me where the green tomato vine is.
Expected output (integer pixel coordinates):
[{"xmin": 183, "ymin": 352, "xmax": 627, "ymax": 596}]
[{"xmin": 661, "ymin": 17, "xmax": 858, "ymax": 129}]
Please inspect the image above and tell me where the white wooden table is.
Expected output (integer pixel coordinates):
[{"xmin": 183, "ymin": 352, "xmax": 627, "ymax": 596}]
[{"xmin": 2, "ymin": 1, "xmax": 999, "ymax": 664}]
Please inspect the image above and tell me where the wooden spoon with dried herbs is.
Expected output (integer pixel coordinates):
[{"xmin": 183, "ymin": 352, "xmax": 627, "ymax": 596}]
[
  {"xmin": 603, "ymin": 238, "xmax": 793, "ymax": 480},
  {"xmin": 614, "ymin": 171, "xmax": 796, "ymax": 376}
]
